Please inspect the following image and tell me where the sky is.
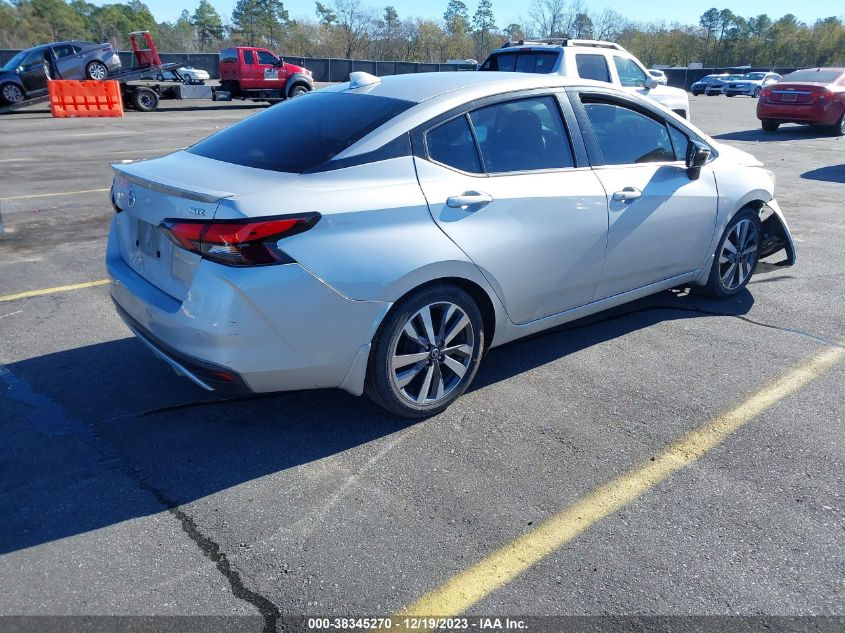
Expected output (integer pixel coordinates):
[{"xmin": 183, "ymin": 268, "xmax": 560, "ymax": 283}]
[{"xmin": 133, "ymin": 0, "xmax": 844, "ymax": 31}]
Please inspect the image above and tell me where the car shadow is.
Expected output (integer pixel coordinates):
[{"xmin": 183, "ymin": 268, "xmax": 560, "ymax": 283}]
[
  {"xmin": 0, "ymin": 288, "xmax": 753, "ymax": 556},
  {"xmin": 714, "ymin": 126, "xmax": 834, "ymax": 142},
  {"xmin": 801, "ymin": 164, "xmax": 845, "ymax": 184}
]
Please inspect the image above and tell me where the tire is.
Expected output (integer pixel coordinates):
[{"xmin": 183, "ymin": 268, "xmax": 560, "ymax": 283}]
[
  {"xmin": 289, "ymin": 84, "xmax": 309, "ymax": 98},
  {"xmin": 131, "ymin": 87, "xmax": 158, "ymax": 112},
  {"xmin": 753, "ymin": 87, "xmax": 761, "ymax": 97},
  {"xmin": 831, "ymin": 112, "xmax": 845, "ymax": 137},
  {"xmin": 691, "ymin": 91, "xmax": 701, "ymax": 96},
  {"xmin": 0, "ymin": 82, "xmax": 24, "ymax": 105},
  {"xmin": 86, "ymin": 61, "xmax": 108, "ymax": 81},
  {"xmin": 726, "ymin": 93, "xmax": 735, "ymax": 97},
  {"xmin": 365, "ymin": 284, "xmax": 484, "ymax": 418},
  {"xmin": 761, "ymin": 119, "xmax": 779, "ymax": 132},
  {"xmin": 701, "ymin": 209, "xmax": 762, "ymax": 299}
]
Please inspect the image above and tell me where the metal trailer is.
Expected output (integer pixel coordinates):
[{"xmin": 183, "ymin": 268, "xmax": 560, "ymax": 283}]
[{"xmin": 1, "ymin": 32, "xmax": 226, "ymax": 115}]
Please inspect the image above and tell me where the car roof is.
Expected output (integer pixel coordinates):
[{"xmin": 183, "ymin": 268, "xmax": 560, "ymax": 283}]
[
  {"xmin": 323, "ymin": 71, "xmax": 587, "ymax": 104},
  {"xmin": 326, "ymin": 71, "xmax": 703, "ymax": 160}
]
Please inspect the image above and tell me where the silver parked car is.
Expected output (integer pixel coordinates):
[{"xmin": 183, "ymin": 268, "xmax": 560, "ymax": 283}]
[
  {"xmin": 723, "ymin": 72, "xmax": 782, "ymax": 98},
  {"xmin": 107, "ymin": 72, "xmax": 796, "ymax": 417}
]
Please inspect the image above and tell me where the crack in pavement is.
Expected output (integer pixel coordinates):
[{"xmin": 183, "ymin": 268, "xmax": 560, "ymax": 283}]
[
  {"xmin": 134, "ymin": 475, "xmax": 282, "ymax": 633},
  {"xmin": 0, "ymin": 362, "xmax": 283, "ymax": 628}
]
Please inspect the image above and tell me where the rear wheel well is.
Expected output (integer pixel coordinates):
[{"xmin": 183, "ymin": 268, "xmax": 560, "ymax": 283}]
[{"xmin": 380, "ymin": 277, "xmax": 497, "ymax": 350}]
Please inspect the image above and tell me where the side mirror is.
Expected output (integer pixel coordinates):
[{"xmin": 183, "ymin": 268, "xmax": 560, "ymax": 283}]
[
  {"xmin": 685, "ymin": 140, "xmax": 711, "ymax": 180},
  {"xmin": 644, "ymin": 76, "xmax": 659, "ymax": 90},
  {"xmin": 274, "ymin": 58, "xmax": 285, "ymax": 67}
]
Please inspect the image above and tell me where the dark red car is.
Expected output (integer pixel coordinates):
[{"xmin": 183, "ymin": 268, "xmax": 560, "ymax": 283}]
[{"xmin": 757, "ymin": 67, "xmax": 845, "ymax": 136}]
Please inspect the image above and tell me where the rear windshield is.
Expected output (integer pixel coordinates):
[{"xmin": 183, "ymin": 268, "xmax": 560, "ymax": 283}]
[
  {"xmin": 479, "ymin": 51, "xmax": 559, "ymax": 74},
  {"xmin": 782, "ymin": 69, "xmax": 843, "ymax": 84},
  {"xmin": 188, "ymin": 92, "xmax": 414, "ymax": 173}
]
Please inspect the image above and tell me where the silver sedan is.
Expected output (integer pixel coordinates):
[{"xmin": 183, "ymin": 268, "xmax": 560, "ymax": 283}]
[{"xmin": 107, "ymin": 71, "xmax": 796, "ymax": 417}]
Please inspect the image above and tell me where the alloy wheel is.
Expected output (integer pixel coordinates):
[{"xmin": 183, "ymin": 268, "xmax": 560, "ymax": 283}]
[
  {"xmin": 2, "ymin": 83, "xmax": 23, "ymax": 103},
  {"xmin": 389, "ymin": 301, "xmax": 474, "ymax": 405},
  {"xmin": 88, "ymin": 62, "xmax": 107, "ymax": 80},
  {"xmin": 718, "ymin": 218, "xmax": 759, "ymax": 291}
]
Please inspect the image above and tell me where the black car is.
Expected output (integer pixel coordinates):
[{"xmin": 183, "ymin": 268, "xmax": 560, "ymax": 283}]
[
  {"xmin": 690, "ymin": 74, "xmax": 732, "ymax": 96},
  {"xmin": 0, "ymin": 41, "xmax": 121, "ymax": 105}
]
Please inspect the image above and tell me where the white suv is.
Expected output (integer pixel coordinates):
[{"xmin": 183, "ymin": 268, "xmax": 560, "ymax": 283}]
[{"xmin": 479, "ymin": 39, "xmax": 690, "ymax": 119}]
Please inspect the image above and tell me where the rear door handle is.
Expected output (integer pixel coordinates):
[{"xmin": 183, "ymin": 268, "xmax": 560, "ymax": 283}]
[
  {"xmin": 611, "ymin": 187, "xmax": 642, "ymax": 202},
  {"xmin": 446, "ymin": 191, "xmax": 493, "ymax": 210}
]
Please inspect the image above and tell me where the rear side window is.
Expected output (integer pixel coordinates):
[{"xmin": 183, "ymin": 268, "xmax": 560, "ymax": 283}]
[
  {"xmin": 480, "ymin": 51, "xmax": 559, "ymax": 74},
  {"xmin": 613, "ymin": 56, "xmax": 647, "ymax": 87},
  {"xmin": 469, "ymin": 96, "xmax": 574, "ymax": 172},
  {"xmin": 188, "ymin": 92, "xmax": 414, "ymax": 173},
  {"xmin": 514, "ymin": 51, "xmax": 559, "ymax": 73},
  {"xmin": 52, "ymin": 45, "xmax": 75, "ymax": 58},
  {"xmin": 426, "ymin": 116, "xmax": 482, "ymax": 173},
  {"xmin": 582, "ymin": 99, "xmax": 675, "ymax": 165},
  {"xmin": 575, "ymin": 54, "xmax": 611, "ymax": 83}
]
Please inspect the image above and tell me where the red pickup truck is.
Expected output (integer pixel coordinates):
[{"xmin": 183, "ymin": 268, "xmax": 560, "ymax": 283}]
[{"xmin": 219, "ymin": 47, "xmax": 313, "ymax": 101}]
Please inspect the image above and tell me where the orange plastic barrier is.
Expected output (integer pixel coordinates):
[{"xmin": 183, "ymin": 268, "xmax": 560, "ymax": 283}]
[{"xmin": 48, "ymin": 80, "xmax": 123, "ymax": 118}]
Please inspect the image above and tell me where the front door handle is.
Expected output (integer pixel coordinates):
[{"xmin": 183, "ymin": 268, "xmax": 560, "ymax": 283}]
[
  {"xmin": 446, "ymin": 191, "xmax": 493, "ymax": 209},
  {"xmin": 611, "ymin": 187, "xmax": 642, "ymax": 202}
]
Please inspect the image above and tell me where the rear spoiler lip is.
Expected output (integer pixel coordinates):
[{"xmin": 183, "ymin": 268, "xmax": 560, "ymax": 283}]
[{"xmin": 111, "ymin": 162, "xmax": 233, "ymax": 204}]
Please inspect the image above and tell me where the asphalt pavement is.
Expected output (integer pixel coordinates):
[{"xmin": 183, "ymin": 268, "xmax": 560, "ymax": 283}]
[{"xmin": 0, "ymin": 94, "xmax": 843, "ymax": 630}]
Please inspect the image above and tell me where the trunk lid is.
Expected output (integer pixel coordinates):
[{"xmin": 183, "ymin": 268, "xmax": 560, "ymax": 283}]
[
  {"xmin": 765, "ymin": 83, "xmax": 827, "ymax": 105},
  {"xmin": 111, "ymin": 151, "xmax": 298, "ymax": 301}
]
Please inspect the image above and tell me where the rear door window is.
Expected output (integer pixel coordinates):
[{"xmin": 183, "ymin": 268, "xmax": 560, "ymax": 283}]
[
  {"xmin": 242, "ymin": 50, "xmax": 255, "ymax": 65},
  {"xmin": 52, "ymin": 45, "xmax": 75, "ymax": 58},
  {"xmin": 469, "ymin": 96, "xmax": 574, "ymax": 172},
  {"xmin": 188, "ymin": 92, "xmax": 414, "ymax": 173},
  {"xmin": 575, "ymin": 54, "xmax": 611, "ymax": 83}
]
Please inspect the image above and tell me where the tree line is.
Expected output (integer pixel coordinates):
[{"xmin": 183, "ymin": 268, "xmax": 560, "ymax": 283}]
[{"xmin": 1, "ymin": 0, "xmax": 843, "ymax": 68}]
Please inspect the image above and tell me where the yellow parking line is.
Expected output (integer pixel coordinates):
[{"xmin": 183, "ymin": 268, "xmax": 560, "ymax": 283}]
[
  {"xmin": 0, "ymin": 188, "xmax": 110, "ymax": 202},
  {"xmin": 0, "ymin": 279, "xmax": 110, "ymax": 303},
  {"xmin": 396, "ymin": 344, "xmax": 845, "ymax": 619}
]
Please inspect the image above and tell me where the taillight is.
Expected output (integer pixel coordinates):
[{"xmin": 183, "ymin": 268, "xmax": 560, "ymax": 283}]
[
  {"xmin": 160, "ymin": 214, "xmax": 320, "ymax": 266},
  {"xmin": 760, "ymin": 88, "xmax": 772, "ymax": 98}
]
